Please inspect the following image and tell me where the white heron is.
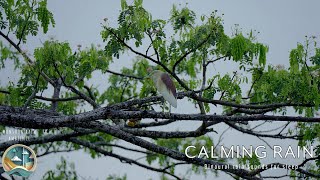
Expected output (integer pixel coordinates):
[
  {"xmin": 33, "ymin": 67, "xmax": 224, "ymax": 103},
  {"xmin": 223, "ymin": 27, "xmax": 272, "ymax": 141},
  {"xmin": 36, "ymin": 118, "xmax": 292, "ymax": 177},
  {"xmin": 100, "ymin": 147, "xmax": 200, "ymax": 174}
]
[
  {"xmin": 126, "ymin": 68, "xmax": 177, "ymax": 127},
  {"xmin": 147, "ymin": 68, "xmax": 177, "ymax": 108}
]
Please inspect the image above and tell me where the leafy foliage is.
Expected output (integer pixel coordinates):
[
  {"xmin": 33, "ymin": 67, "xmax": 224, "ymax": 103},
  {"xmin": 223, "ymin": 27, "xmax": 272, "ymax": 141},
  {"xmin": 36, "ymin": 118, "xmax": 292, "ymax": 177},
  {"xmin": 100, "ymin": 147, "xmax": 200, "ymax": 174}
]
[
  {"xmin": 107, "ymin": 174, "xmax": 127, "ymax": 180},
  {"xmin": 238, "ymin": 154, "xmax": 261, "ymax": 170},
  {"xmin": 170, "ymin": 4, "xmax": 196, "ymax": 32},
  {"xmin": 42, "ymin": 157, "xmax": 78, "ymax": 180},
  {"xmin": 0, "ymin": 0, "xmax": 319, "ymax": 179},
  {"xmin": 0, "ymin": 41, "xmax": 20, "ymax": 69},
  {"xmin": 0, "ymin": 0, "xmax": 55, "ymax": 44}
]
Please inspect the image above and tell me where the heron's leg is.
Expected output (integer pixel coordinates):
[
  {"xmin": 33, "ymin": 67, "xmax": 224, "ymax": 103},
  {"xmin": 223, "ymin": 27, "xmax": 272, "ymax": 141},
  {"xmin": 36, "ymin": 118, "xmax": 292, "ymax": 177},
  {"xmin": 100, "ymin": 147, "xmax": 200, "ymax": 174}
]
[{"xmin": 161, "ymin": 99, "xmax": 165, "ymax": 112}]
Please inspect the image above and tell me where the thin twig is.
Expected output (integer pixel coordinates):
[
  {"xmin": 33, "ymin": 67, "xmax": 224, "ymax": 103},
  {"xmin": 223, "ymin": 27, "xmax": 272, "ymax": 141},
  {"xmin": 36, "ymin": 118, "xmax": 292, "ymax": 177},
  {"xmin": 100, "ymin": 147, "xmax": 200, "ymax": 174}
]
[{"xmin": 23, "ymin": 70, "xmax": 42, "ymax": 109}]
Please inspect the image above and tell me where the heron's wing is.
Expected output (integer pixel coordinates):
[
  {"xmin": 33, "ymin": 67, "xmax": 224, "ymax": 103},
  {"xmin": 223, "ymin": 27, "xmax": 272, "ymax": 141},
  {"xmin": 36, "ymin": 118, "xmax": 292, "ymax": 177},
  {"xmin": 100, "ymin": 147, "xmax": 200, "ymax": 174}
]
[
  {"xmin": 157, "ymin": 73, "xmax": 177, "ymax": 108},
  {"xmin": 160, "ymin": 73, "xmax": 177, "ymax": 97}
]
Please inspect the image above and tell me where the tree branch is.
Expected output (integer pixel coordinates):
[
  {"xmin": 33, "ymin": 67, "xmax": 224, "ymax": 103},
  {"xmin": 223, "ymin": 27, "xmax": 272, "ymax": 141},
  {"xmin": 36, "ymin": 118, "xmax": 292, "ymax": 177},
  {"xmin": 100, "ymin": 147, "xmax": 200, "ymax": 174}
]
[
  {"xmin": 105, "ymin": 69, "xmax": 143, "ymax": 80},
  {"xmin": 79, "ymin": 121, "xmax": 261, "ymax": 180},
  {"xmin": 106, "ymin": 28, "xmax": 192, "ymax": 91},
  {"xmin": 1, "ymin": 104, "xmax": 320, "ymax": 130},
  {"xmin": 131, "ymin": 119, "xmax": 176, "ymax": 128},
  {"xmin": 121, "ymin": 127, "xmax": 214, "ymax": 139},
  {"xmin": 69, "ymin": 138, "xmax": 182, "ymax": 180},
  {"xmin": 0, "ymin": 89, "xmax": 82, "ymax": 102},
  {"xmin": 23, "ymin": 70, "xmax": 42, "ymax": 109},
  {"xmin": 225, "ymin": 121, "xmax": 302, "ymax": 140},
  {"xmin": 172, "ymin": 32, "xmax": 213, "ymax": 73},
  {"xmin": 146, "ymin": 32, "xmax": 160, "ymax": 62},
  {"xmin": 94, "ymin": 142, "xmax": 154, "ymax": 155},
  {"xmin": 0, "ymin": 129, "xmax": 96, "ymax": 151},
  {"xmin": 51, "ymin": 79, "xmax": 62, "ymax": 111},
  {"xmin": 0, "ymin": 31, "xmax": 55, "ymax": 86},
  {"xmin": 53, "ymin": 64, "xmax": 99, "ymax": 109}
]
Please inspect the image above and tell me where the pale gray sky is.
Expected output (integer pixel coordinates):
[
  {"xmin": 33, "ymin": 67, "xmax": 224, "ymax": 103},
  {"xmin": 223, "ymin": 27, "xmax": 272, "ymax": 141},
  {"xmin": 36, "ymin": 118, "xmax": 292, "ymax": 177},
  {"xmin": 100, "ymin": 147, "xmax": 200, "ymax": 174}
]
[{"xmin": 1, "ymin": 0, "xmax": 320, "ymax": 180}]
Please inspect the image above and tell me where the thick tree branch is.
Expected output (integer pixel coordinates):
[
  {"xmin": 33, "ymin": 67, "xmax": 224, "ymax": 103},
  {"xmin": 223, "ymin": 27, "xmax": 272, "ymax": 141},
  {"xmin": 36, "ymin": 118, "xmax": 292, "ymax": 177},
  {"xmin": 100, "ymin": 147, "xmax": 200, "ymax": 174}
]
[
  {"xmin": 1, "ymin": 104, "xmax": 320, "ymax": 130},
  {"xmin": 121, "ymin": 127, "xmax": 214, "ymax": 139},
  {"xmin": 131, "ymin": 119, "xmax": 176, "ymax": 128},
  {"xmin": 51, "ymin": 79, "xmax": 62, "ymax": 111}
]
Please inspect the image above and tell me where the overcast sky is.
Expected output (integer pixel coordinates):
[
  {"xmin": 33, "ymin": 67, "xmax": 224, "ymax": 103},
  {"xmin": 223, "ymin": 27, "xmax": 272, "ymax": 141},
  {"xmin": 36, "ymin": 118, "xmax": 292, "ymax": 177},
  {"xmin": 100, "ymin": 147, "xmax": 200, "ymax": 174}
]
[{"xmin": 1, "ymin": 0, "xmax": 320, "ymax": 180}]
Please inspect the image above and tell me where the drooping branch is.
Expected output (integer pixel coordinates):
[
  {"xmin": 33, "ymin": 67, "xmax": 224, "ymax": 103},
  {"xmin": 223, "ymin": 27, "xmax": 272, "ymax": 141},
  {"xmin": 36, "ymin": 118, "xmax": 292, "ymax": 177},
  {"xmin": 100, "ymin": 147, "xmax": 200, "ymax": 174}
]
[
  {"xmin": 37, "ymin": 148, "xmax": 75, "ymax": 158},
  {"xmin": 93, "ymin": 142, "xmax": 154, "ymax": 155},
  {"xmin": 225, "ymin": 122, "xmax": 301, "ymax": 140},
  {"xmin": 78, "ymin": 121, "xmax": 261, "ymax": 180},
  {"xmin": 87, "ymin": 121, "xmax": 320, "ymax": 179},
  {"xmin": 69, "ymin": 138, "xmax": 183, "ymax": 180}
]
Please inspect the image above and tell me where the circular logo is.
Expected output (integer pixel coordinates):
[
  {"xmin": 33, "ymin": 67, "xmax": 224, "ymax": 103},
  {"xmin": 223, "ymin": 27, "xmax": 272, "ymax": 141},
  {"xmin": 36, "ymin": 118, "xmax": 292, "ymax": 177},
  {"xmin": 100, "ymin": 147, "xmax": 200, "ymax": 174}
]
[{"xmin": 2, "ymin": 144, "xmax": 37, "ymax": 177}]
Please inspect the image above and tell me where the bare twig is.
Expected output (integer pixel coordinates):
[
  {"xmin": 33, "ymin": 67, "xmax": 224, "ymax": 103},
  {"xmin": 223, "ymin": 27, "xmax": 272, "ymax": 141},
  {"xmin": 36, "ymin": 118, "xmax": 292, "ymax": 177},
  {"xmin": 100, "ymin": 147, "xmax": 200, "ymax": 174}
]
[
  {"xmin": 146, "ymin": 32, "xmax": 160, "ymax": 62},
  {"xmin": 172, "ymin": 31, "xmax": 213, "ymax": 73},
  {"xmin": 23, "ymin": 70, "xmax": 42, "ymax": 109},
  {"xmin": 105, "ymin": 69, "xmax": 143, "ymax": 80},
  {"xmin": 53, "ymin": 64, "xmax": 99, "ymax": 109}
]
